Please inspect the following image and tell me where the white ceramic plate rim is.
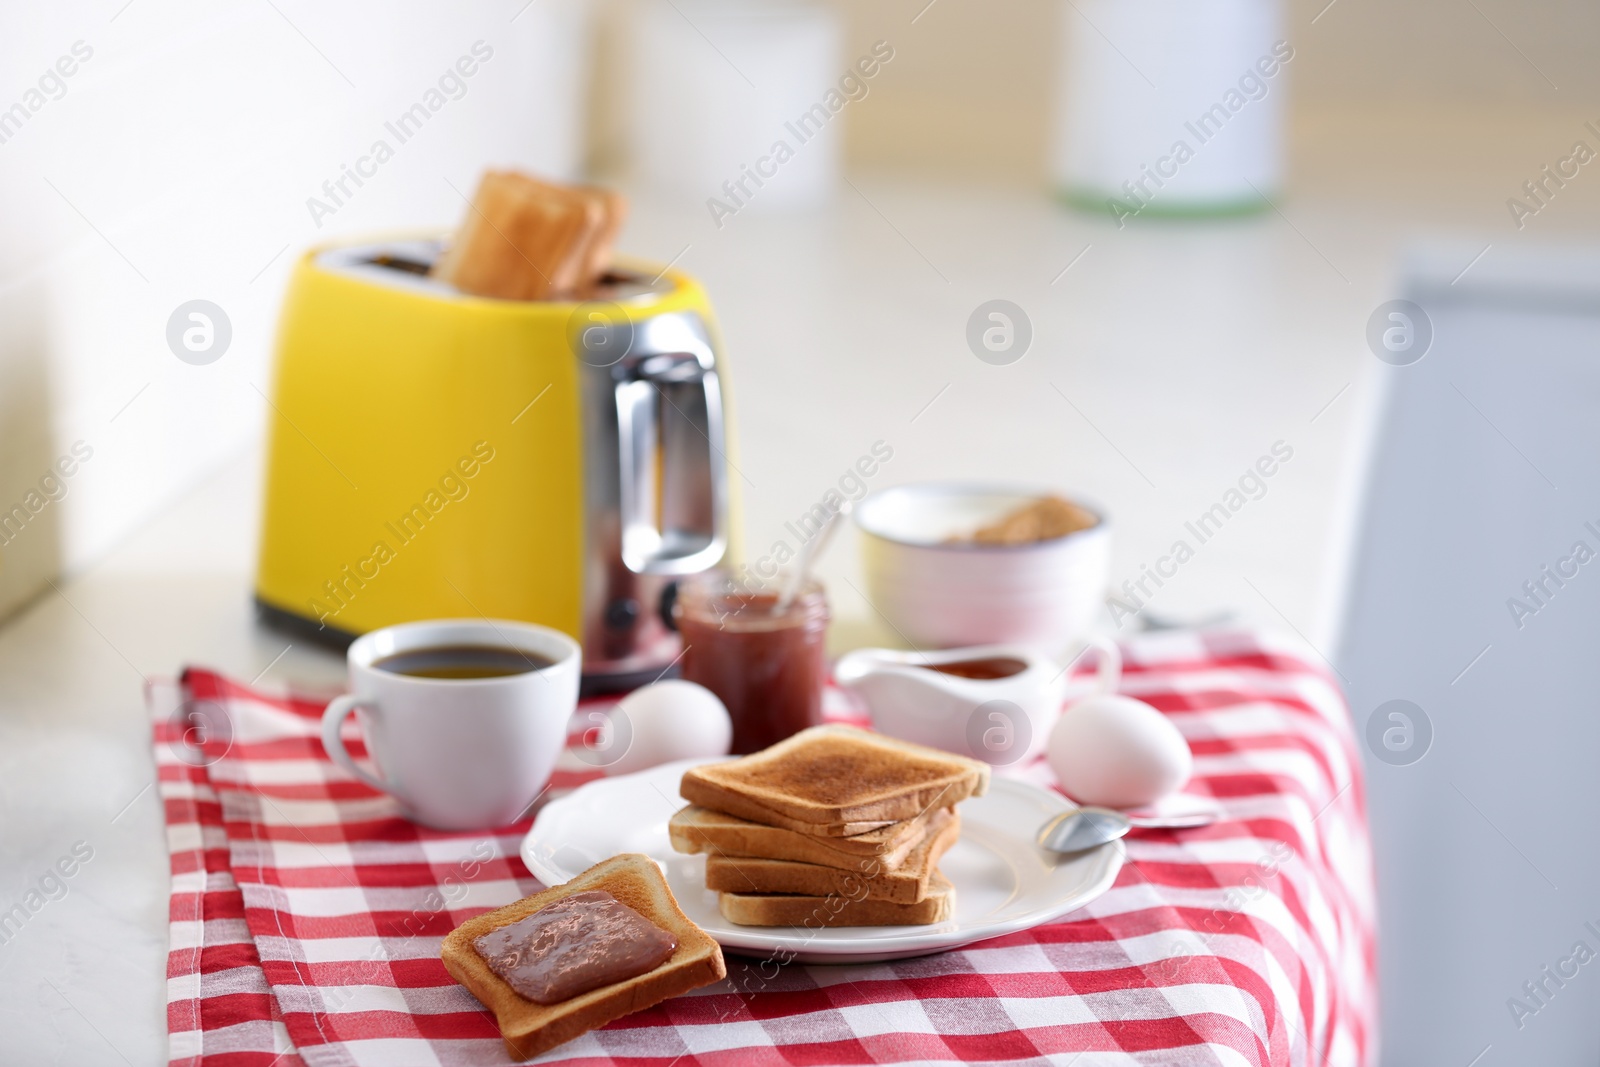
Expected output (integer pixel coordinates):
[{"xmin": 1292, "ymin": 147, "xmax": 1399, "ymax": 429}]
[{"xmin": 522, "ymin": 757, "xmax": 1125, "ymax": 959}]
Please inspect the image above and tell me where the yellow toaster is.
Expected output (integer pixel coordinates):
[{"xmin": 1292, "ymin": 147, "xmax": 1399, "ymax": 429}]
[{"xmin": 254, "ymin": 235, "xmax": 737, "ymax": 689}]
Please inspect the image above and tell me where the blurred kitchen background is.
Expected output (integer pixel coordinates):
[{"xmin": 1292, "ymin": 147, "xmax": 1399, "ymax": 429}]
[
  {"xmin": 4, "ymin": 0, "xmax": 1596, "ymax": 629},
  {"xmin": 3, "ymin": 1, "xmax": 1598, "ymax": 1063}
]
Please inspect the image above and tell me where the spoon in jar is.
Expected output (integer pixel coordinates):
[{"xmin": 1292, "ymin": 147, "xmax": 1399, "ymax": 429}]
[
  {"xmin": 773, "ymin": 502, "xmax": 848, "ymax": 613},
  {"xmin": 1037, "ymin": 803, "xmax": 1221, "ymax": 853}
]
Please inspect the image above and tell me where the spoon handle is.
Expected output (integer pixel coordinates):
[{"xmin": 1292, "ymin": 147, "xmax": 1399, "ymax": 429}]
[
  {"xmin": 1126, "ymin": 810, "xmax": 1220, "ymax": 829},
  {"xmin": 775, "ymin": 503, "xmax": 846, "ymax": 612}
]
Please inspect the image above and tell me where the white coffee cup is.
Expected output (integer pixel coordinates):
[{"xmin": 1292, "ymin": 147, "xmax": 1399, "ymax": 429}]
[{"xmin": 320, "ymin": 618, "xmax": 580, "ymax": 830}]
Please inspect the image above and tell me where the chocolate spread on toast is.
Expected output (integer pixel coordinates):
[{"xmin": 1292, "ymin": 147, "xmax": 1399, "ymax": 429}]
[{"xmin": 472, "ymin": 890, "xmax": 676, "ymax": 1004}]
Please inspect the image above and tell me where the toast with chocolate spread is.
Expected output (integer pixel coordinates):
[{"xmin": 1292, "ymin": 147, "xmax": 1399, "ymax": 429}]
[{"xmin": 441, "ymin": 853, "xmax": 725, "ymax": 1060}]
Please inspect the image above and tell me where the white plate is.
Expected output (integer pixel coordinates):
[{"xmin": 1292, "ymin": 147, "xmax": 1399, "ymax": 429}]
[{"xmin": 522, "ymin": 759, "xmax": 1124, "ymax": 964}]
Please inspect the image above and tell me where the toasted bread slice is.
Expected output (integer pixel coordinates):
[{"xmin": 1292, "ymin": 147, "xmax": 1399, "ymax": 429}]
[
  {"xmin": 719, "ymin": 871, "xmax": 955, "ymax": 927},
  {"xmin": 441, "ymin": 854, "xmax": 725, "ymax": 1061},
  {"xmin": 670, "ymin": 804, "xmax": 951, "ymax": 869},
  {"xmin": 698, "ymin": 795, "xmax": 897, "ymax": 838},
  {"xmin": 541, "ymin": 184, "xmax": 605, "ymax": 297},
  {"xmin": 572, "ymin": 186, "xmax": 628, "ymax": 296},
  {"xmin": 433, "ymin": 170, "xmax": 599, "ymax": 301},
  {"xmin": 680, "ymin": 725, "xmax": 989, "ymax": 828},
  {"xmin": 705, "ymin": 809, "xmax": 959, "ymax": 904}
]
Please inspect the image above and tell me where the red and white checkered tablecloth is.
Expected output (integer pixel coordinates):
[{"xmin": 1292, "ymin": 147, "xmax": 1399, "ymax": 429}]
[{"xmin": 151, "ymin": 628, "xmax": 1375, "ymax": 1066}]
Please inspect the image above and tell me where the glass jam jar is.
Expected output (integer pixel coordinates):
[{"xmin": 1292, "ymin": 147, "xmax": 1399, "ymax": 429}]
[{"xmin": 675, "ymin": 573, "xmax": 830, "ymax": 755}]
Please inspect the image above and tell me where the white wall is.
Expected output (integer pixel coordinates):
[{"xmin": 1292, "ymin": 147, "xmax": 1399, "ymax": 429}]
[{"xmin": 0, "ymin": 0, "xmax": 592, "ymax": 618}]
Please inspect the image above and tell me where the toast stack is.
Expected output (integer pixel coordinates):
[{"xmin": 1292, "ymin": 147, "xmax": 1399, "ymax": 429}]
[{"xmin": 672, "ymin": 725, "xmax": 989, "ymax": 926}]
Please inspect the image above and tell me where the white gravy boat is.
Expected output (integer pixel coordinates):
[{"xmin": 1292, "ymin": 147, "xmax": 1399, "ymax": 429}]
[{"xmin": 836, "ymin": 638, "xmax": 1120, "ymax": 766}]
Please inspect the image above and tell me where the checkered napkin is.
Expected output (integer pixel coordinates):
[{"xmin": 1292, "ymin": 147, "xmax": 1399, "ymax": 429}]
[{"xmin": 152, "ymin": 629, "xmax": 1375, "ymax": 1067}]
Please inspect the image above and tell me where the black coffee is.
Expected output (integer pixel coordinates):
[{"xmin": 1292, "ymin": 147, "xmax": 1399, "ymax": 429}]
[{"xmin": 373, "ymin": 644, "xmax": 555, "ymax": 680}]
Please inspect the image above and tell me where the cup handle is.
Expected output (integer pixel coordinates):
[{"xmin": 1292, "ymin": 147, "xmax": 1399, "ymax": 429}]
[
  {"xmin": 1081, "ymin": 635, "xmax": 1122, "ymax": 696},
  {"xmin": 321, "ymin": 695, "xmax": 399, "ymax": 798}
]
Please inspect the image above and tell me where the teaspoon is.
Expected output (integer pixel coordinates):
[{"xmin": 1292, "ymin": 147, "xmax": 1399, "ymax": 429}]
[{"xmin": 1037, "ymin": 803, "xmax": 1220, "ymax": 853}]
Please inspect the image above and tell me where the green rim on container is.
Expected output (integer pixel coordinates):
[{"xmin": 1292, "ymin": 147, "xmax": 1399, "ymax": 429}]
[{"xmin": 1057, "ymin": 186, "xmax": 1274, "ymax": 220}]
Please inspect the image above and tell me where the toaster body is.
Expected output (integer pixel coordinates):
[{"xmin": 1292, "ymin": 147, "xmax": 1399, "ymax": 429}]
[{"xmin": 254, "ymin": 236, "xmax": 734, "ymax": 689}]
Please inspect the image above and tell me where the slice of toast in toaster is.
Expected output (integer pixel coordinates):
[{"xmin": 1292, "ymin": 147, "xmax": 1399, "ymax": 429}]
[
  {"xmin": 679, "ymin": 725, "xmax": 990, "ymax": 829},
  {"xmin": 441, "ymin": 853, "xmax": 725, "ymax": 1061},
  {"xmin": 433, "ymin": 170, "xmax": 600, "ymax": 301},
  {"xmin": 572, "ymin": 186, "xmax": 629, "ymax": 297}
]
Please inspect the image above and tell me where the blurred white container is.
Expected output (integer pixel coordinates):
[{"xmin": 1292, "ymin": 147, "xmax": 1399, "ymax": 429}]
[
  {"xmin": 854, "ymin": 484, "xmax": 1112, "ymax": 657},
  {"xmin": 627, "ymin": 0, "xmax": 841, "ymax": 211},
  {"xmin": 1052, "ymin": 0, "xmax": 1286, "ymax": 217}
]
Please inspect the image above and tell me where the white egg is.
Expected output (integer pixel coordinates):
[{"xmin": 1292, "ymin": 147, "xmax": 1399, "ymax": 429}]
[
  {"xmin": 603, "ymin": 680, "xmax": 732, "ymax": 776},
  {"xmin": 1046, "ymin": 694, "xmax": 1192, "ymax": 808}
]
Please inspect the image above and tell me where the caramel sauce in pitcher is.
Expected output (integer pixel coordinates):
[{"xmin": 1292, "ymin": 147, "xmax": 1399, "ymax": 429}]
[{"xmin": 920, "ymin": 657, "xmax": 1028, "ymax": 681}]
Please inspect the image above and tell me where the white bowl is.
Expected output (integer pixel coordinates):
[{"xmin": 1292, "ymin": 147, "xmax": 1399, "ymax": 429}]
[{"xmin": 853, "ymin": 483, "xmax": 1111, "ymax": 655}]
